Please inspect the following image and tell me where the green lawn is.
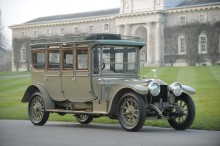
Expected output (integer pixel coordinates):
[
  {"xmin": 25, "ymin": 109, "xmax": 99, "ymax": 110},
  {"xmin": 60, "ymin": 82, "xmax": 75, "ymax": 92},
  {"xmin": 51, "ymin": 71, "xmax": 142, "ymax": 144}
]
[{"xmin": 0, "ymin": 66, "xmax": 220, "ymax": 130}]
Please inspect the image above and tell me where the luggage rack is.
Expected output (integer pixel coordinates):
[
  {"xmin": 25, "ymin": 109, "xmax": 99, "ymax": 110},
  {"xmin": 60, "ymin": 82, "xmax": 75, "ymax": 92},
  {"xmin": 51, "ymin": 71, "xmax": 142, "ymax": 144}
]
[{"xmin": 31, "ymin": 33, "xmax": 142, "ymax": 45}]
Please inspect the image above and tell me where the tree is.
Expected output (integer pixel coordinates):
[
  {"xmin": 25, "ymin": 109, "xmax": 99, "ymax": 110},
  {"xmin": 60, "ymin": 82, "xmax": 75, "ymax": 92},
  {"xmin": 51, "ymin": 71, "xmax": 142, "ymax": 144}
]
[
  {"xmin": 0, "ymin": 9, "xmax": 12, "ymax": 71},
  {"xmin": 0, "ymin": 10, "xmax": 7, "ymax": 49}
]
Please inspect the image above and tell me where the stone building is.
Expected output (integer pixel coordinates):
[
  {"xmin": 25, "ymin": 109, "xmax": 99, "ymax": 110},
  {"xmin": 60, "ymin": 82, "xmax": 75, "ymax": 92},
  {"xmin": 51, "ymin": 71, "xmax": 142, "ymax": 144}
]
[{"xmin": 10, "ymin": 0, "xmax": 220, "ymax": 71}]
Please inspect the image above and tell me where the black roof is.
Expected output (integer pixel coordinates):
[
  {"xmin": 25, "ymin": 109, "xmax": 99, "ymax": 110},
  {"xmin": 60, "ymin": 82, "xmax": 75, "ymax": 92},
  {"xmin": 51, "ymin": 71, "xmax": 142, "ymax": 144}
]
[
  {"xmin": 177, "ymin": 0, "xmax": 220, "ymax": 7},
  {"xmin": 24, "ymin": 8, "xmax": 120, "ymax": 24}
]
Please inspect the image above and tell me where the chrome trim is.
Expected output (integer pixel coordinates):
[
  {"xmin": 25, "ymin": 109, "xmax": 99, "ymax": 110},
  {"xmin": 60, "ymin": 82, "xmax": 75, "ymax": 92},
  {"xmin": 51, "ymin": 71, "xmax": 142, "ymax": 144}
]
[
  {"xmin": 170, "ymin": 82, "xmax": 182, "ymax": 96},
  {"xmin": 148, "ymin": 81, "xmax": 160, "ymax": 96},
  {"xmin": 182, "ymin": 85, "xmax": 196, "ymax": 95}
]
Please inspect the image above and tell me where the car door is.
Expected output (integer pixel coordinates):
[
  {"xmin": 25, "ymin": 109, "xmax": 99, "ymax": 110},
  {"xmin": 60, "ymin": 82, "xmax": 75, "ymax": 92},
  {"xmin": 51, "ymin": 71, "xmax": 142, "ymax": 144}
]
[
  {"xmin": 91, "ymin": 46, "xmax": 109, "ymax": 101},
  {"xmin": 62, "ymin": 47, "xmax": 91, "ymax": 102},
  {"xmin": 44, "ymin": 48, "xmax": 64, "ymax": 101}
]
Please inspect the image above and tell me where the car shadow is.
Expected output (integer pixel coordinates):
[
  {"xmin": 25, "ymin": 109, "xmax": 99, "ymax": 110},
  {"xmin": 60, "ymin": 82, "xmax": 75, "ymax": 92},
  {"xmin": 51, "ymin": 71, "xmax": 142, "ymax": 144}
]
[{"xmin": 43, "ymin": 122, "xmax": 190, "ymax": 133}]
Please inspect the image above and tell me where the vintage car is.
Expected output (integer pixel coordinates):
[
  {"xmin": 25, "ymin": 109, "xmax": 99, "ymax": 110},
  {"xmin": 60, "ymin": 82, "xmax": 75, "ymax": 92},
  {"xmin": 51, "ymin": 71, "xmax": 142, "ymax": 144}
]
[{"xmin": 22, "ymin": 33, "xmax": 196, "ymax": 132}]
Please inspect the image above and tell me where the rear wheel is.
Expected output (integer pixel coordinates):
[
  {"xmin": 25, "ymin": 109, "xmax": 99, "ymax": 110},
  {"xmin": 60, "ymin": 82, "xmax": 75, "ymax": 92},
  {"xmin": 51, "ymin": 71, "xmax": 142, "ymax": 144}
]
[
  {"xmin": 28, "ymin": 92, "xmax": 49, "ymax": 125},
  {"xmin": 168, "ymin": 94, "xmax": 195, "ymax": 130},
  {"xmin": 75, "ymin": 114, "xmax": 93, "ymax": 124},
  {"xmin": 118, "ymin": 92, "xmax": 146, "ymax": 132}
]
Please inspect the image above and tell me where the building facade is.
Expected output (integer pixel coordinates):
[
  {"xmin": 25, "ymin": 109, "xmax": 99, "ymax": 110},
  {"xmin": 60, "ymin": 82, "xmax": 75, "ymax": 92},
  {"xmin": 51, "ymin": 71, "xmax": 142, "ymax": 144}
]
[{"xmin": 10, "ymin": 0, "xmax": 220, "ymax": 71}]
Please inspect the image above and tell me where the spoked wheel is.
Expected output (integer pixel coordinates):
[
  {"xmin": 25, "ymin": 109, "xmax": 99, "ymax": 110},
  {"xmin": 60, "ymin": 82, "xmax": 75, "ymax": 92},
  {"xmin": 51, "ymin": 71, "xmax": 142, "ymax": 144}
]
[
  {"xmin": 75, "ymin": 114, "xmax": 93, "ymax": 124},
  {"xmin": 28, "ymin": 92, "xmax": 49, "ymax": 125},
  {"xmin": 118, "ymin": 92, "xmax": 146, "ymax": 132},
  {"xmin": 168, "ymin": 94, "xmax": 195, "ymax": 130}
]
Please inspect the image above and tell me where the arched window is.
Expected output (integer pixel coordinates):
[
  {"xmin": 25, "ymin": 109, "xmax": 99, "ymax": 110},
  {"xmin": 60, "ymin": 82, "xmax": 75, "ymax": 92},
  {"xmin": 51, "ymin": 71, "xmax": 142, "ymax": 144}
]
[
  {"xmin": 178, "ymin": 35, "xmax": 186, "ymax": 54},
  {"xmin": 198, "ymin": 33, "xmax": 207, "ymax": 54}
]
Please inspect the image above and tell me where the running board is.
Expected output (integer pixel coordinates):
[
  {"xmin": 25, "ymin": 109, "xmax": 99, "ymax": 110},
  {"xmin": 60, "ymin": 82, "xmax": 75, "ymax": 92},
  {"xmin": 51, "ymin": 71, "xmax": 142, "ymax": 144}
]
[{"xmin": 47, "ymin": 109, "xmax": 107, "ymax": 116}]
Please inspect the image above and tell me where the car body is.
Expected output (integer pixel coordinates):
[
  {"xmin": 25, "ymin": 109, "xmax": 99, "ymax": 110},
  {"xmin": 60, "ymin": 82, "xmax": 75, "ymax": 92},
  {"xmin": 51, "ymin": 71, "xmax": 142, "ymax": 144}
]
[{"xmin": 22, "ymin": 33, "xmax": 196, "ymax": 131}]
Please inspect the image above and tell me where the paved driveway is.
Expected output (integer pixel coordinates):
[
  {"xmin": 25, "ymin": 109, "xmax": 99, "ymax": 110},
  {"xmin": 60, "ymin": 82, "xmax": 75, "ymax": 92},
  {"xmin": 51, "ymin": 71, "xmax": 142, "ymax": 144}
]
[{"xmin": 0, "ymin": 120, "xmax": 219, "ymax": 146}]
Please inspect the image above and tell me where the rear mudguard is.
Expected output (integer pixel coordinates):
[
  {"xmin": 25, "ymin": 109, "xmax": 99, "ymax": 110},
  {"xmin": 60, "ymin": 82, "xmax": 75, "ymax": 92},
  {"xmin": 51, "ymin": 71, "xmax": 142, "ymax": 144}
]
[{"xmin": 22, "ymin": 84, "xmax": 55, "ymax": 110}]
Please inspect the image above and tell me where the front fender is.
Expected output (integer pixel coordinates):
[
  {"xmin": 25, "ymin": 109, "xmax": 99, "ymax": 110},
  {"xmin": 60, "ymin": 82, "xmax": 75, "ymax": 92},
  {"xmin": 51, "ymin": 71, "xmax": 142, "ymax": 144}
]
[
  {"xmin": 122, "ymin": 84, "xmax": 148, "ymax": 95},
  {"xmin": 182, "ymin": 85, "xmax": 196, "ymax": 95},
  {"xmin": 107, "ymin": 84, "xmax": 148, "ymax": 115},
  {"xmin": 22, "ymin": 84, "xmax": 55, "ymax": 110}
]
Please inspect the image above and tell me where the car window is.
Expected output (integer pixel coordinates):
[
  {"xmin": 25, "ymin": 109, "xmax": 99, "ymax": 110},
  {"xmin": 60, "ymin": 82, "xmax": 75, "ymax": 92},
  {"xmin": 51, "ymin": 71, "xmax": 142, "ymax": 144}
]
[
  {"xmin": 48, "ymin": 50, "xmax": 60, "ymax": 70},
  {"xmin": 63, "ymin": 50, "xmax": 73, "ymax": 70},
  {"xmin": 76, "ymin": 48, "xmax": 88, "ymax": 70},
  {"xmin": 32, "ymin": 50, "xmax": 46, "ymax": 70},
  {"xmin": 92, "ymin": 45, "xmax": 137, "ymax": 74}
]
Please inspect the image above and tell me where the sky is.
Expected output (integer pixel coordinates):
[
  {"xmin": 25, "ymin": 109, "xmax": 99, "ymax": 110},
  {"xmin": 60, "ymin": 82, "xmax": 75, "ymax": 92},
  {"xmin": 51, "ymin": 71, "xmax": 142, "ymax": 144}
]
[{"xmin": 0, "ymin": 0, "xmax": 120, "ymax": 48}]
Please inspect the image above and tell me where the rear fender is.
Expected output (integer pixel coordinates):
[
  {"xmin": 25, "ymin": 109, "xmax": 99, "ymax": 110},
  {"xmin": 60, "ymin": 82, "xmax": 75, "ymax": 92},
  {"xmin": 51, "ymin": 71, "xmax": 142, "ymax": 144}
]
[{"xmin": 22, "ymin": 84, "xmax": 55, "ymax": 110}]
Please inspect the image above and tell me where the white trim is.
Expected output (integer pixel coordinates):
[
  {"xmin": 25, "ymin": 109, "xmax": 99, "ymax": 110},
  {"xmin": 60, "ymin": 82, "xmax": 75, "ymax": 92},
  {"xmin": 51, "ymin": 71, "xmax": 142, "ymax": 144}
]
[
  {"xmin": 167, "ymin": 4, "xmax": 220, "ymax": 14},
  {"xmin": 10, "ymin": 15, "xmax": 116, "ymax": 30},
  {"xmin": 198, "ymin": 33, "xmax": 207, "ymax": 54},
  {"xmin": 178, "ymin": 35, "xmax": 186, "ymax": 55}
]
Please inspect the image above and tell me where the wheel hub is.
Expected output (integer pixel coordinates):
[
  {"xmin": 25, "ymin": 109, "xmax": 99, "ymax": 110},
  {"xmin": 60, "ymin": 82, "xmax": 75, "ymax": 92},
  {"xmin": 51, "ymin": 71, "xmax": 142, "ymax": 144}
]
[{"xmin": 127, "ymin": 106, "xmax": 135, "ymax": 115}]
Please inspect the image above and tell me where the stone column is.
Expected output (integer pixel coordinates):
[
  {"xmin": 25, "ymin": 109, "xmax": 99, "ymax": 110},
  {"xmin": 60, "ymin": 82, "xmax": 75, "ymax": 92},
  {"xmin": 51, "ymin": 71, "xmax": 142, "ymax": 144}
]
[
  {"xmin": 147, "ymin": 22, "xmax": 153, "ymax": 65},
  {"xmin": 117, "ymin": 24, "xmax": 123, "ymax": 35},
  {"xmin": 160, "ymin": 22, "xmax": 164, "ymax": 66},
  {"xmin": 155, "ymin": 22, "xmax": 162, "ymax": 65},
  {"xmin": 124, "ymin": 24, "xmax": 131, "ymax": 36}
]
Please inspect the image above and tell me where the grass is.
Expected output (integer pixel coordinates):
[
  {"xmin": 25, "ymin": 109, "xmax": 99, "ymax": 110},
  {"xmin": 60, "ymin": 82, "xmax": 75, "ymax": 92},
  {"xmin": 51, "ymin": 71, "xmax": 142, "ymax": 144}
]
[{"xmin": 0, "ymin": 66, "xmax": 220, "ymax": 130}]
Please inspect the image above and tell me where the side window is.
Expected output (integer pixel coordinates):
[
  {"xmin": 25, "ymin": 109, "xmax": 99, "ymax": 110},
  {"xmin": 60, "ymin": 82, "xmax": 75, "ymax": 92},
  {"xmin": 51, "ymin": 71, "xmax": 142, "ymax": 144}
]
[
  {"xmin": 32, "ymin": 50, "xmax": 46, "ymax": 70},
  {"xmin": 93, "ymin": 46, "xmax": 101, "ymax": 74},
  {"xmin": 115, "ymin": 51, "xmax": 124, "ymax": 71},
  {"xmin": 198, "ymin": 33, "xmax": 207, "ymax": 54},
  {"xmin": 77, "ymin": 49, "xmax": 88, "ymax": 70},
  {"xmin": 48, "ymin": 50, "xmax": 60, "ymax": 69},
  {"xmin": 178, "ymin": 35, "xmax": 186, "ymax": 54},
  {"xmin": 63, "ymin": 50, "xmax": 73, "ymax": 70}
]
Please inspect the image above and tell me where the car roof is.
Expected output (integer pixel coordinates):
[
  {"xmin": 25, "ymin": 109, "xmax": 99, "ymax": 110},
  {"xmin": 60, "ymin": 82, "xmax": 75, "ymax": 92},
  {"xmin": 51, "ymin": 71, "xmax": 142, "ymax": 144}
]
[
  {"xmin": 89, "ymin": 40, "xmax": 145, "ymax": 49},
  {"xmin": 30, "ymin": 34, "xmax": 146, "ymax": 49}
]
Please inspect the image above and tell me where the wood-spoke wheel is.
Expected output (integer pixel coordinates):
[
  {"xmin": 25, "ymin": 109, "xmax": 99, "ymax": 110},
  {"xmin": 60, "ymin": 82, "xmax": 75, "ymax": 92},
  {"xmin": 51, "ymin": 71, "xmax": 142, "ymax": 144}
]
[
  {"xmin": 76, "ymin": 114, "xmax": 93, "ymax": 124},
  {"xmin": 118, "ymin": 92, "xmax": 146, "ymax": 132},
  {"xmin": 168, "ymin": 94, "xmax": 195, "ymax": 130},
  {"xmin": 28, "ymin": 92, "xmax": 49, "ymax": 125}
]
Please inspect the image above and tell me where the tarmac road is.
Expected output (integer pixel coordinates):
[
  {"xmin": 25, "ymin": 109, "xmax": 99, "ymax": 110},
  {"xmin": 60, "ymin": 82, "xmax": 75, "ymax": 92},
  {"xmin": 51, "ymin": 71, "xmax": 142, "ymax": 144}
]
[{"xmin": 0, "ymin": 120, "xmax": 219, "ymax": 146}]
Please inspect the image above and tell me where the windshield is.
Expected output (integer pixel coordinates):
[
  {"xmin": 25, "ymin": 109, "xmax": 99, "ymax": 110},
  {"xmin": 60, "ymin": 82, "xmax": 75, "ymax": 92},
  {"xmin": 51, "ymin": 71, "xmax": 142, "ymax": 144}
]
[{"xmin": 93, "ymin": 45, "xmax": 138, "ymax": 75}]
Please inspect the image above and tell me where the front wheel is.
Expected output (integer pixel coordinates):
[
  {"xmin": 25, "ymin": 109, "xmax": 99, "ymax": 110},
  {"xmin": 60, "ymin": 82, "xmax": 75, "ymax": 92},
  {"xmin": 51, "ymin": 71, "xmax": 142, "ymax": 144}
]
[
  {"xmin": 28, "ymin": 92, "xmax": 50, "ymax": 125},
  {"xmin": 168, "ymin": 94, "xmax": 195, "ymax": 130},
  {"xmin": 118, "ymin": 92, "xmax": 146, "ymax": 132},
  {"xmin": 75, "ymin": 114, "xmax": 93, "ymax": 124}
]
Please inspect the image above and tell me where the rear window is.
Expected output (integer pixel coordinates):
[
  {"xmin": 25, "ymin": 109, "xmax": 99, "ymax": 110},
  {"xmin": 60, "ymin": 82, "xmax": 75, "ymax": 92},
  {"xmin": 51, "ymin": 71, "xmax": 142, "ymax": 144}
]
[{"xmin": 32, "ymin": 50, "xmax": 46, "ymax": 70}]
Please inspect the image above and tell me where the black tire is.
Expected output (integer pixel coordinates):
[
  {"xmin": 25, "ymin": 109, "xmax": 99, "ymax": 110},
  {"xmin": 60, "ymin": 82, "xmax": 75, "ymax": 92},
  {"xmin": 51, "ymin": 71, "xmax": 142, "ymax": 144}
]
[
  {"xmin": 118, "ymin": 92, "xmax": 146, "ymax": 132},
  {"xmin": 168, "ymin": 94, "xmax": 195, "ymax": 130},
  {"xmin": 28, "ymin": 92, "xmax": 50, "ymax": 126},
  {"xmin": 75, "ymin": 114, "xmax": 93, "ymax": 124}
]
